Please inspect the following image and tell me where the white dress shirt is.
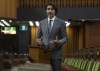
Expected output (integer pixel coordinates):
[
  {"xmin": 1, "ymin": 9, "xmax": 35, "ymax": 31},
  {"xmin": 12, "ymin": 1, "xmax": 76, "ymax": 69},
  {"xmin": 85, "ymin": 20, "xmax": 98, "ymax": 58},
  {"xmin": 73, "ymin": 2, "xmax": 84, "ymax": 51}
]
[{"xmin": 48, "ymin": 16, "xmax": 56, "ymax": 29}]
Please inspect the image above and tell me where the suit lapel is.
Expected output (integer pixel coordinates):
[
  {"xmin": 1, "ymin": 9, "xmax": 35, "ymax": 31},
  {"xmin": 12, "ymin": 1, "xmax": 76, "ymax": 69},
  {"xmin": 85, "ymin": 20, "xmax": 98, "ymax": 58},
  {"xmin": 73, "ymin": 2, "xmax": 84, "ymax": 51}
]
[
  {"xmin": 44, "ymin": 19, "xmax": 49, "ymax": 34},
  {"xmin": 49, "ymin": 17, "xmax": 58, "ymax": 36}
]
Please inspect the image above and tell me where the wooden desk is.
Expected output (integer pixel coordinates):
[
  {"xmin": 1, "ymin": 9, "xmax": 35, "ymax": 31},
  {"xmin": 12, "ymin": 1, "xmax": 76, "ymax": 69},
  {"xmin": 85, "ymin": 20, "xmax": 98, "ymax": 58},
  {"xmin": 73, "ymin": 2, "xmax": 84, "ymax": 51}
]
[{"xmin": 29, "ymin": 46, "xmax": 50, "ymax": 64}]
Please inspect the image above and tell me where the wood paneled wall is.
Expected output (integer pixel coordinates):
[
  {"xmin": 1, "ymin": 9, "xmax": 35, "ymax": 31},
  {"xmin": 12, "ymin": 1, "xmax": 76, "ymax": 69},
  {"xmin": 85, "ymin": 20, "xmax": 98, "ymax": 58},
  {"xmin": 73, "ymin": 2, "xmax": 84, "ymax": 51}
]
[
  {"xmin": 79, "ymin": 24, "xmax": 85, "ymax": 49},
  {"xmin": 85, "ymin": 22, "xmax": 100, "ymax": 48},
  {"xmin": 0, "ymin": 0, "xmax": 17, "ymax": 18},
  {"xmin": 31, "ymin": 26, "xmax": 38, "ymax": 45},
  {"xmin": 18, "ymin": 0, "xmax": 100, "ymax": 8}
]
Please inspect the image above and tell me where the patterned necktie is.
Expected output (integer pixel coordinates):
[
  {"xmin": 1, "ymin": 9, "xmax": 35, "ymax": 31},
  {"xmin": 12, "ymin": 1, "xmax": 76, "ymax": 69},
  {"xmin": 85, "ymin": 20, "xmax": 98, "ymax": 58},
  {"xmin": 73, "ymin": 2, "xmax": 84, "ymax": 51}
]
[{"xmin": 48, "ymin": 20, "xmax": 52, "ymax": 33}]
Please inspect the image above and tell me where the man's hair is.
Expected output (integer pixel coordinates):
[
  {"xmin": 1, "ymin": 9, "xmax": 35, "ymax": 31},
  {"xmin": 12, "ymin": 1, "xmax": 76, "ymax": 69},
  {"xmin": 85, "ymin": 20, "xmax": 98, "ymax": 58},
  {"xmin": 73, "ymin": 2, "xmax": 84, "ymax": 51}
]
[{"xmin": 45, "ymin": 3, "xmax": 58, "ymax": 14}]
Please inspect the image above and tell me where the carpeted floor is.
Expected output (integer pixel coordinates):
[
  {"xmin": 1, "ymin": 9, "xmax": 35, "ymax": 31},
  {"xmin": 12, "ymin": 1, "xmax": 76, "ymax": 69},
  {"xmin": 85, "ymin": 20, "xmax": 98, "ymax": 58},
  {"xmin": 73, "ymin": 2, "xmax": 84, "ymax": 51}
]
[{"xmin": 13, "ymin": 63, "xmax": 52, "ymax": 71}]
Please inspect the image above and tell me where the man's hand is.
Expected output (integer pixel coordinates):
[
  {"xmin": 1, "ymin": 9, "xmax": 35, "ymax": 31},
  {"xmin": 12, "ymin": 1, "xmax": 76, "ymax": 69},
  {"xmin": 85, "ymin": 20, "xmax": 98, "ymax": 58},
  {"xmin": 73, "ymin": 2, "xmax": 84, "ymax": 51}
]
[
  {"xmin": 54, "ymin": 36, "xmax": 60, "ymax": 44},
  {"xmin": 50, "ymin": 36, "xmax": 60, "ymax": 44}
]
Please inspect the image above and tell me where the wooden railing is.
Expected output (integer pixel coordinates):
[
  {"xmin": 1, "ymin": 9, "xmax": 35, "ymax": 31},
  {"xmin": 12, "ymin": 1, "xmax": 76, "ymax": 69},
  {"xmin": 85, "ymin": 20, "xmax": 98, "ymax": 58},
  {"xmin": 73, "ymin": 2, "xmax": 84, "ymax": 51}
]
[{"xmin": 18, "ymin": 0, "xmax": 100, "ymax": 8}]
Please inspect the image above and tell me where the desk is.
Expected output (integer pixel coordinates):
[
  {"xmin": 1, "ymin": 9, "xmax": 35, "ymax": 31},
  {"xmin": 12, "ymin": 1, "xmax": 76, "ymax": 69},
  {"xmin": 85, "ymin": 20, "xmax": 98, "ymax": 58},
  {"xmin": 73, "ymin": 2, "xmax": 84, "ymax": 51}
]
[{"xmin": 29, "ymin": 46, "xmax": 50, "ymax": 64}]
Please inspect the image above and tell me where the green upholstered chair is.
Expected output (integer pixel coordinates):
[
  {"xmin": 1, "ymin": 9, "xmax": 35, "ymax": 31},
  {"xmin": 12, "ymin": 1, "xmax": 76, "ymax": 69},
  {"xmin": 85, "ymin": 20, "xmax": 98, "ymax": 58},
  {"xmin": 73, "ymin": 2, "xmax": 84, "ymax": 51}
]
[
  {"xmin": 85, "ymin": 60, "xmax": 95, "ymax": 71},
  {"xmin": 80, "ymin": 60, "xmax": 88, "ymax": 70},
  {"xmin": 92, "ymin": 61, "xmax": 100, "ymax": 71}
]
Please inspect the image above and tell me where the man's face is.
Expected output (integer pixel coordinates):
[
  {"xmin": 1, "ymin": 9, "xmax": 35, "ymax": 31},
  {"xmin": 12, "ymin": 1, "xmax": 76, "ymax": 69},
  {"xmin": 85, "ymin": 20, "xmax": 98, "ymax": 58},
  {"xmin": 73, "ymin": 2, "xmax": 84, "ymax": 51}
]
[{"xmin": 46, "ymin": 5, "xmax": 56, "ymax": 19}]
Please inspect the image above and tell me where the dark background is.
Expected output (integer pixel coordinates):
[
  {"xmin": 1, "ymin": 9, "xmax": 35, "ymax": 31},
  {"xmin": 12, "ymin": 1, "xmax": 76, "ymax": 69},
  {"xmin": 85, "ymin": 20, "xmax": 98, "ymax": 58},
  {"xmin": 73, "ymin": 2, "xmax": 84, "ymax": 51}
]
[{"xmin": 17, "ymin": 7, "xmax": 100, "ymax": 21}]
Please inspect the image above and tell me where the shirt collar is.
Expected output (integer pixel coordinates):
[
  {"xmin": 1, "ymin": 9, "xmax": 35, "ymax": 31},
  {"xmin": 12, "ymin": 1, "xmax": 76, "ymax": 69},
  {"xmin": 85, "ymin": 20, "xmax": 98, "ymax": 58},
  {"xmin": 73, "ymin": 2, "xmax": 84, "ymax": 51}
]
[{"xmin": 48, "ymin": 16, "xmax": 56, "ymax": 22}]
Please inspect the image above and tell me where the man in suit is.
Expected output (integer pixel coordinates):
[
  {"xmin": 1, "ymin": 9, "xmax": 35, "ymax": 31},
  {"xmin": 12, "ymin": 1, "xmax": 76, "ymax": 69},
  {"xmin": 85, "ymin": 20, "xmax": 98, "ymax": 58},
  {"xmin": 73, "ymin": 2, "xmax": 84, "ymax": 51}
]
[{"xmin": 36, "ymin": 3, "xmax": 67, "ymax": 71}]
